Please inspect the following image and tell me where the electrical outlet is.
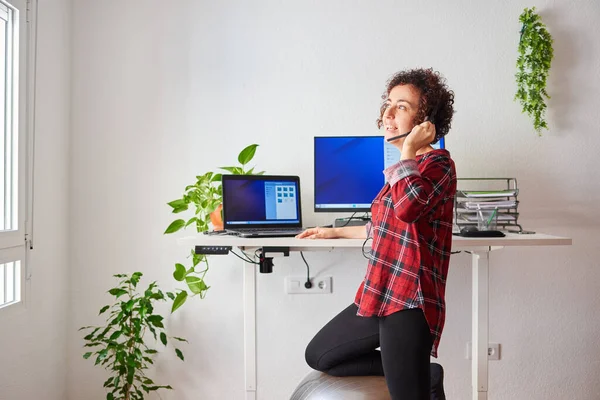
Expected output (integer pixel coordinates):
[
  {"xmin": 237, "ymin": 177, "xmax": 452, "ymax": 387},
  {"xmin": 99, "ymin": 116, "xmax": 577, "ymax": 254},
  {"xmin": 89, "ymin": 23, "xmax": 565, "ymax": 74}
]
[
  {"xmin": 466, "ymin": 342, "xmax": 501, "ymax": 360},
  {"xmin": 285, "ymin": 276, "xmax": 332, "ymax": 294}
]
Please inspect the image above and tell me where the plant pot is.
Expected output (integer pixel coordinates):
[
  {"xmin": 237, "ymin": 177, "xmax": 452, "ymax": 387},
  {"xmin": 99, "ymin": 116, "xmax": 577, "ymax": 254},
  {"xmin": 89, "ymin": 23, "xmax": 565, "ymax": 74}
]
[{"xmin": 210, "ymin": 204, "xmax": 224, "ymax": 231}]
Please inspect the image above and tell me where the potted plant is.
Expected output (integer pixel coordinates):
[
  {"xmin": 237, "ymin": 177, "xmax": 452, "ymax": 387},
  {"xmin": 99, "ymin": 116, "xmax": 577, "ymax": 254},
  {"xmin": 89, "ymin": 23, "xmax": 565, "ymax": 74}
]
[
  {"xmin": 164, "ymin": 144, "xmax": 264, "ymax": 312},
  {"xmin": 515, "ymin": 7, "xmax": 554, "ymax": 135},
  {"xmin": 80, "ymin": 272, "xmax": 186, "ymax": 400}
]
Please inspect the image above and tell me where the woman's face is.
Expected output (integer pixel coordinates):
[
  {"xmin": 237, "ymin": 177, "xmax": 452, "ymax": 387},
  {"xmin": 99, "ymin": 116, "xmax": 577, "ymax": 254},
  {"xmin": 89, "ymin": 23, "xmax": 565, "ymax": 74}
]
[{"xmin": 381, "ymin": 84, "xmax": 421, "ymax": 143}]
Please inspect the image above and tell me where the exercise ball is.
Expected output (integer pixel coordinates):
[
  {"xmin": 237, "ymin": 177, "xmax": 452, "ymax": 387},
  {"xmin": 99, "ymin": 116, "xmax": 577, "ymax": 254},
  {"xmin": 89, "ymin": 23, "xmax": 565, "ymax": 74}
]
[{"xmin": 289, "ymin": 370, "xmax": 391, "ymax": 400}]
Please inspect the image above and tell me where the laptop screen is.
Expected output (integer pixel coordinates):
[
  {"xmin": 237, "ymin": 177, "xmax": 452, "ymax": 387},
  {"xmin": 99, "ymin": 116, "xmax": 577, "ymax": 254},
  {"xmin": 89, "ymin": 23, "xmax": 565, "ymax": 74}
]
[{"xmin": 222, "ymin": 175, "xmax": 302, "ymax": 229}]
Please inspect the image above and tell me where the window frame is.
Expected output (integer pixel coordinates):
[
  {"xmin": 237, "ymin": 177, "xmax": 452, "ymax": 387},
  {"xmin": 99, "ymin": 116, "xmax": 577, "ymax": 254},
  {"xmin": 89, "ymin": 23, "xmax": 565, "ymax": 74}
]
[{"xmin": 0, "ymin": 0, "xmax": 36, "ymax": 315}]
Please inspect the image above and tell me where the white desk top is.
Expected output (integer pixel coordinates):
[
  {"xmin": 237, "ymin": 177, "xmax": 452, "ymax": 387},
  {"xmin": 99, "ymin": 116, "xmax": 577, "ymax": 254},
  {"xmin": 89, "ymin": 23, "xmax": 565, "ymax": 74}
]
[{"xmin": 178, "ymin": 232, "xmax": 572, "ymax": 251}]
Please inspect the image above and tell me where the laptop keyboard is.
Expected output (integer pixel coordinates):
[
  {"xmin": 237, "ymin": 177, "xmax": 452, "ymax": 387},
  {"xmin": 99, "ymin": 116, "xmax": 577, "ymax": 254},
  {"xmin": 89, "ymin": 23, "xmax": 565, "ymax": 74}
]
[{"xmin": 237, "ymin": 228, "xmax": 302, "ymax": 233}]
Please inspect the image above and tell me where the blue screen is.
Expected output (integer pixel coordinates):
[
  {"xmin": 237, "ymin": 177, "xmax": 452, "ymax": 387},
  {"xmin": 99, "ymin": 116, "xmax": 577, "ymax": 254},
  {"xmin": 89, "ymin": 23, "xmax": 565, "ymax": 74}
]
[
  {"xmin": 223, "ymin": 179, "xmax": 300, "ymax": 225},
  {"xmin": 314, "ymin": 136, "xmax": 445, "ymax": 212}
]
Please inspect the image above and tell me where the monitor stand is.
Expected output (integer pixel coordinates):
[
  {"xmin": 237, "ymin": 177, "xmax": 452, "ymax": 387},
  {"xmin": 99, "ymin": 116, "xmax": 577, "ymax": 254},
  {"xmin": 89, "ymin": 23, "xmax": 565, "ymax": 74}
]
[{"xmin": 333, "ymin": 216, "xmax": 370, "ymax": 228}]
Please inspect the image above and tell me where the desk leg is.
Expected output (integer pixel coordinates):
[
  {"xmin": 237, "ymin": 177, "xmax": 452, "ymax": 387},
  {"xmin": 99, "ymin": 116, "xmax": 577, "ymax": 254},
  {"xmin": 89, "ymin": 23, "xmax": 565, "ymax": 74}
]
[
  {"xmin": 244, "ymin": 260, "xmax": 257, "ymax": 400},
  {"xmin": 472, "ymin": 251, "xmax": 489, "ymax": 400}
]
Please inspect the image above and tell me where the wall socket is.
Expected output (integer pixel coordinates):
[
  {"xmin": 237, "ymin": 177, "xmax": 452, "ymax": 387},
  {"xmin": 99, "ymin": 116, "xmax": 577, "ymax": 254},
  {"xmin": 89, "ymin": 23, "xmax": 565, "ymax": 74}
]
[
  {"xmin": 466, "ymin": 342, "xmax": 501, "ymax": 360},
  {"xmin": 285, "ymin": 276, "xmax": 332, "ymax": 294}
]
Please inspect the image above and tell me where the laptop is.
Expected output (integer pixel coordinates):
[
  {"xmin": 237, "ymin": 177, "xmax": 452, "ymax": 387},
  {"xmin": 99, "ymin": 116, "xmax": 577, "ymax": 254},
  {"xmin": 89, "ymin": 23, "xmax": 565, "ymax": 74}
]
[{"xmin": 222, "ymin": 174, "xmax": 306, "ymax": 238}]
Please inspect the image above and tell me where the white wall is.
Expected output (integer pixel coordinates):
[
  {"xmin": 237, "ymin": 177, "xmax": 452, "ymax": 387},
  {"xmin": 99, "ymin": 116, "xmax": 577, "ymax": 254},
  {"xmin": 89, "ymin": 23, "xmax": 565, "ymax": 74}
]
[
  {"xmin": 68, "ymin": 1, "xmax": 600, "ymax": 399},
  {"xmin": 0, "ymin": 1, "xmax": 71, "ymax": 399}
]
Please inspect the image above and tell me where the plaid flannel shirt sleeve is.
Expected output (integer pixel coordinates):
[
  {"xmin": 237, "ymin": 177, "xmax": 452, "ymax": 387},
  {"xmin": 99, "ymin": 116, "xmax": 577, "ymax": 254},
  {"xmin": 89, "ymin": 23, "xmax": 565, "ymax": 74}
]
[{"xmin": 383, "ymin": 155, "xmax": 454, "ymax": 223}]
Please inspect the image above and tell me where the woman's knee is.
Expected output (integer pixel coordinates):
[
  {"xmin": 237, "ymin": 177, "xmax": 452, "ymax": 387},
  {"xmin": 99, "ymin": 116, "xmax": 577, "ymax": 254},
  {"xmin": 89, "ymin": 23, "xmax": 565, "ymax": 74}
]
[{"xmin": 304, "ymin": 339, "xmax": 326, "ymax": 371}]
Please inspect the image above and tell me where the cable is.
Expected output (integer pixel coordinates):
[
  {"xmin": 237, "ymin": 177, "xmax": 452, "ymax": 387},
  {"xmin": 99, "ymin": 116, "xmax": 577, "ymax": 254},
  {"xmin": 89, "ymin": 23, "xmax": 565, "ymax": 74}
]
[
  {"xmin": 299, "ymin": 252, "xmax": 312, "ymax": 289},
  {"xmin": 241, "ymin": 249, "xmax": 258, "ymax": 262},
  {"xmin": 337, "ymin": 212, "xmax": 372, "ymax": 228},
  {"xmin": 361, "ymin": 223, "xmax": 373, "ymax": 260},
  {"xmin": 337, "ymin": 212, "xmax": 358, "ymax": 228},
  {"xmin": 230, "ymin": 249, "xmax": 259, "ymax": 264}
]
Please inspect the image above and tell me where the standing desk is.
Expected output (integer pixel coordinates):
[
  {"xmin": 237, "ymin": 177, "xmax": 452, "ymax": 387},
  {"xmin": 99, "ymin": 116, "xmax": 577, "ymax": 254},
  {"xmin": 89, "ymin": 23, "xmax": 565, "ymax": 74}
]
[{"xmin": 179, "ymin": 233, "xmax": 572, "ymax": 400}]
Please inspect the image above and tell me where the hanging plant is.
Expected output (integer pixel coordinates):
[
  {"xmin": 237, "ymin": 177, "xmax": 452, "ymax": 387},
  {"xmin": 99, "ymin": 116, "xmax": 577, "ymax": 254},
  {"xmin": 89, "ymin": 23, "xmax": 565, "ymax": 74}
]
[
  {"xmin": 515, "ymin": 7, "xmax": 554, "ymax": 136},
  {"xmin": 164, "ymin": 144, "xmax": 264, "ymax": 312}
]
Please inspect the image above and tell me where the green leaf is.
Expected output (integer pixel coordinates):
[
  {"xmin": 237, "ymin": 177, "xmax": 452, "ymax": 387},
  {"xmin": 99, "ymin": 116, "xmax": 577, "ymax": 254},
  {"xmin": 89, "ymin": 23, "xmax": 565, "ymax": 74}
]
[
  {"xmin": 103, "ymin": 377, "xmax": 114, "ymax": 388},
  {"xmin": 95, "ymin": 349, "xmax": 109, "ymax": 365},
  {"xmin": 107, "ymin": 393, "xmax": 114, "ymax": 400},
  {"xmin": 185, "ymin": 276, "xmax": 201, "ymax": 284},
  {"xmin": 238, "ymin": 144, "xmax": 258, "ymax": 165},
  {"xmin": 191, "ymin": 251, "xmax": 201, "ymax": 267},
  {"xmin": 185, "ymin": 217, "xmax": 198, "ymax": 227},
  {"xmin": 126, "ymin": 299, "xmax": 136, "ymax": 312},
  {"xmin": 211, "ymin": 173, "xmax": 223, "ymax": 182},
  {"xmin": 108, "ymin": 288, "xmax": 128, "ymax": 298},
  {"xmin": 127, "ymin": 368, "xmax": 134, "ymax": 385},
  {"xmin": 166, "ymin": 292, "xmax": 175, "ymax": 300},
  {"xmin": 150, "ymin": 291, "xmax": 164, "ymax": 300},
  {"xmin": 148, "ymin": 325, "xmax": 157, "ymax": 340},
  {"xmin": 78, "ymin": 325, "xmax": 93, "ymax": 331},
  {"xmin": 147, "ymin": 315, "xmax": 164, "ymax": 328},
  {"xmin": 167, "ymin": 199, "xmax": 187, "ymax": 209},
  {"xmin": 220, "ymin": 166, "xmax": 244, "ymax": 175},
  {"xmin": 175, "ymin": 348, "xmax": 184, "ymax": 361},
  {"xmin": 172, "ymin": 336, "xmax": 188, "ymax": 343},
  {"xmin": 186, "ymin": 276, "xmax": 208, "ymax": 295},
  {"xmin": 160, "ymin": 332, "xmax": 167, "ymax": 346},
  {"xmin": 164, "ymin": 219, "xmax": 185, "ymax": 234},
  {"xmin": 109, "ymin": 312, "xmax": 124, "ymax": 325},
  {"xmin": 83, "ymin": 352, "xmax": 92, "ymax": 359},
  {"xmin": 98, "ymin": 305, "xmax": 110, "ymax": 315},
  {"xmin": 173, "ymin": 263, "xmax": 186, "ymax": 281},
  {"xmin": 130, "ymin": 272, "xmax": 142, "ymax": 287},
  {"xmin": 145, "ymin": 349, "xmax": 158, "ymax": 354},
  {"xmin": 109, "ymin": 331, "xmax": 123, "ymax": 340},
  {"xmin": 171, "ymin": 291, "xmax": 188, "ymax": 313}
]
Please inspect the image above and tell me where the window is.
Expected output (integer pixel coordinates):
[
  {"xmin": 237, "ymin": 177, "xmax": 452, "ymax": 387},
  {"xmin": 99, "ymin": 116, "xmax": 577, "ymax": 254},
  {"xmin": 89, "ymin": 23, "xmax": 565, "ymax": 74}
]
[
  {"xmin": 0, "ymin": 0, "xmax": 30, "ymax": 311},
  {"xmin": 1, "ymin": 260, "xmax": 21, "ymax": 307}
]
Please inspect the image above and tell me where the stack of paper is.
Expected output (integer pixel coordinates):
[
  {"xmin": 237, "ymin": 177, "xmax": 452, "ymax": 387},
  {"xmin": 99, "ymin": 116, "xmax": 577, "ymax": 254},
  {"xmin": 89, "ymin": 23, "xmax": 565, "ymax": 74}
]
[
  {"xmin": 458, "ymin": 189, "xmax": 519, "ymax": 198},
  {"xmin": 453, "ymin": 180, "xmax": 522, "ymax": 232},
  {"xmin": 462, "ymin": 200, "xmax": 517, "ymax": 210}
]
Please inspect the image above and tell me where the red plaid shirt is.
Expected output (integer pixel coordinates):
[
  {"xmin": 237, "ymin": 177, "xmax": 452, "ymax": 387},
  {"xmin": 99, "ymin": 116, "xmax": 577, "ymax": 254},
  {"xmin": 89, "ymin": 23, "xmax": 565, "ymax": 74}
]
[{"xmin": 354, "ymin": 149, "xmax": 456, "ymax": 357}]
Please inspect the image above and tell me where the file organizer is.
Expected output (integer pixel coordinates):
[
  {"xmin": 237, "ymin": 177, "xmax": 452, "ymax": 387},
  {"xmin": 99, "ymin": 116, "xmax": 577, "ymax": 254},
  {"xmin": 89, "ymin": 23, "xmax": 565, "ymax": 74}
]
[{"xmin": 454, "ymin": 178, "xmax": 523, "ymax": 233}]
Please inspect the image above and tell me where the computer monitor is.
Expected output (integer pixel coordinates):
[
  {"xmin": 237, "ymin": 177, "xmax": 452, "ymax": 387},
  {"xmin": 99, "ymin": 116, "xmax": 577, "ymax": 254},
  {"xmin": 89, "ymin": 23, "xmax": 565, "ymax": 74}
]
[{"xmin": 314, "ymin": 135, "xmax": 445, "ymax": 212}]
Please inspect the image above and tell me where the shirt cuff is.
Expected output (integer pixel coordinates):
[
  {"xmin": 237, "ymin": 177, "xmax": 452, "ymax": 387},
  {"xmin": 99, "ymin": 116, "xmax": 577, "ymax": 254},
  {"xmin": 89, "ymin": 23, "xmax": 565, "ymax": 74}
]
[
  {"xmin": 365, "ymin": 221, "xmax": 373, "ymax": 237},
  {"xmin": 383, "ymin": 159, "xmax": 420, "ymax": 187}
]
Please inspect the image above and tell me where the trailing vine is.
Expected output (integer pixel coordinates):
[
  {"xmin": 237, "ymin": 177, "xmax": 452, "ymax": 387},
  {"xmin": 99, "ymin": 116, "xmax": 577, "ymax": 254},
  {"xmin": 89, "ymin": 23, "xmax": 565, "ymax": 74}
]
[{"xmin": 515, "ymin": 7, "xmax": 554, "ymax": 135}]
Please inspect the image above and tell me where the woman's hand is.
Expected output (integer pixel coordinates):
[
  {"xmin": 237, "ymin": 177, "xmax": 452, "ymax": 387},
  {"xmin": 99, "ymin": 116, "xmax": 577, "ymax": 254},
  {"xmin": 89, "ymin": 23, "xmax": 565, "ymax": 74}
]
[
  {"xmin": 402, "ymin": 120, "xmax": 436, "ymax": 158},
  {"xmin": 295, "ymin": 227, "xmax": 338, "ymax": 239}
]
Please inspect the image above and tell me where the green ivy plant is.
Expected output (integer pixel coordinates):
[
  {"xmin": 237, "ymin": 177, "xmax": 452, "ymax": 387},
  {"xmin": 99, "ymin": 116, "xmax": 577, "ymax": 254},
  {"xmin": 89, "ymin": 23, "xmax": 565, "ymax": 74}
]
[
  {"xmin": 515, "ymin": 7, "xmax": 554, "ymax": 135},
  {"xmin": 80, "ymin": 272, "xmax": 187, "ymax": 400},
  {"xmin": 164, "ymin": 144, "xmax": 264, "ymax": 312}
]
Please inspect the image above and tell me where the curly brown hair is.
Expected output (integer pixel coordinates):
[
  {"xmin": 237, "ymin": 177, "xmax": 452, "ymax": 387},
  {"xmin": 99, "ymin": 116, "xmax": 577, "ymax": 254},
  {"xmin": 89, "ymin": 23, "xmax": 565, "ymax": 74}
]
[{"xmin": 376, "ymin": 68, "xmax": 455, "ymax": 144}]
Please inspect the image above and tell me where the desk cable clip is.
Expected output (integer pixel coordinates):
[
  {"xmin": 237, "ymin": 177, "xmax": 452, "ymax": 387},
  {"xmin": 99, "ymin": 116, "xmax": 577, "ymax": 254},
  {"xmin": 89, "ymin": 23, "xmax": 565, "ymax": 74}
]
[{"xmin": 258, "ymin": 247, "xmax": 289, "ymax": 274}]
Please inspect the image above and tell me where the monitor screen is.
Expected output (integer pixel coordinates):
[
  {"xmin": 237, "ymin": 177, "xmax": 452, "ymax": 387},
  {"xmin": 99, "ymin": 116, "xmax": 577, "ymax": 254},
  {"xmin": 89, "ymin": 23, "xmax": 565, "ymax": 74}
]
[
  {"xmin": 222, "ymin": 175, "xmax": 302, "ymax": 227},
  {"xmin": 314, "ymin": 136, "xmax": 445, "ymax": 212}
]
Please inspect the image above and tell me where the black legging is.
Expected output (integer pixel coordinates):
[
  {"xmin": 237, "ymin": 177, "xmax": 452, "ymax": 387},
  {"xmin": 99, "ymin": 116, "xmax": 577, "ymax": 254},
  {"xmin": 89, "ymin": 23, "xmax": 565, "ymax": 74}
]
[{"xmin": 305, "ymin": 303, "xmax": 433, "ymax": 400}]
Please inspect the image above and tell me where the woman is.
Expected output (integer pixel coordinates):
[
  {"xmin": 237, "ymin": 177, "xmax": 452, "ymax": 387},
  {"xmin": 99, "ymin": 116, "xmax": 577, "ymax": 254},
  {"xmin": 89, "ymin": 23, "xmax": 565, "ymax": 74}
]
[{"xmin": 296, "ymin": 68, "xmax": 456, "ymax": 400}]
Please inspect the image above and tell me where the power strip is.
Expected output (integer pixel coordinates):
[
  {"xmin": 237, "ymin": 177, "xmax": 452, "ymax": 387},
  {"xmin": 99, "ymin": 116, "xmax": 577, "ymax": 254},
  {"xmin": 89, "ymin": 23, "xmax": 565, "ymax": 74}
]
[{"xmin": 195, "ymin": 245, "xmax": 232, "ymax": 255}]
